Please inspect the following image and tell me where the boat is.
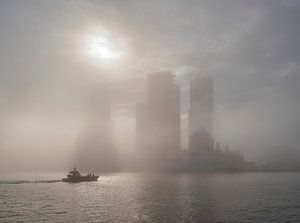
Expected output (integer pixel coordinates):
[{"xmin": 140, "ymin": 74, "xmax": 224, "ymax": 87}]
[{"xmin": 62, "ymin": 168, "xmax": 99, "ymax": 182}]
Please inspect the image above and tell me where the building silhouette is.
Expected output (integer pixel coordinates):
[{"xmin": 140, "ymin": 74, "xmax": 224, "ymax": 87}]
[
  {"xmin": 136, "ymin": 71, "xmax": 181, "ymax": 164},
  {"xmin": 188, "ymin": 76, "xmax": 214, "ymax": 156},
  {"xmin": 76, "ymin": 82, "xmax": 119, "ymax": 172}
]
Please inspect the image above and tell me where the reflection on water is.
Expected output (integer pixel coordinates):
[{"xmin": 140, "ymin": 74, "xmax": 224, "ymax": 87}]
[{"xmin": 0, "ymin": 173, "xmax": 300, "ymax": 222}]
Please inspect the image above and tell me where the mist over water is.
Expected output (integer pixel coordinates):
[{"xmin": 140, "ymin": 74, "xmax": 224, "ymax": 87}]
[
  {"xmin": 1, "ymin": 1, "xmax": 300, "ymax": 223},
  {"xmin": 0, "ymin": 0, "xmax": 299, "ymax": 172}
]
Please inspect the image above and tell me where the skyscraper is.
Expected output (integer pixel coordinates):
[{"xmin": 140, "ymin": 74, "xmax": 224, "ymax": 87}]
[
  {"xmin": 76, "ymin": 82, "xmax": 119, "ymax": 172},
  {"xmin": 188, "ymin": 76, "xmax": 214, "ymax": 156},
  {"xmin": 136, "ymin": 71, "xmax": 181, "ymax": 162}
]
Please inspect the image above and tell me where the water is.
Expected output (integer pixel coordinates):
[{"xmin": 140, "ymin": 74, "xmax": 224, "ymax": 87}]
[{"xmin": 0, "ymin": 172, "xmax": 300, "ymax": 223}]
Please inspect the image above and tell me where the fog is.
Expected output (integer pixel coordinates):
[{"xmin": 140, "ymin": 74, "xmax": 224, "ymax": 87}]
[{"xmin": 0, "ymin": 0, "xmax": 299, "ymax": 172}]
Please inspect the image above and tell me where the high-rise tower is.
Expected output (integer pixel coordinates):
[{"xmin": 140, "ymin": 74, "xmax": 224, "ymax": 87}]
[
  {"xmin": 136, "ymin": 71, "xmax": 181, "ymax": 162},
  {"xmin": 76, "ymin": 82, "xmax": 119, "ymax": 172},
  {"xmin": 188, "ymin": 76, "xmax": 214, "ymax": 156}
]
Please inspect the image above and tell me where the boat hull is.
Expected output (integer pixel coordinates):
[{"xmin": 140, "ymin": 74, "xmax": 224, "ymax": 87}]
[{"xmin": 62, "ymin": 176, "xmax": 99, "ymax": 183}]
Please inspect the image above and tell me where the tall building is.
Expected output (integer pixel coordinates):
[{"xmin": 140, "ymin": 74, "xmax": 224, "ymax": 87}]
[
  {"xmin": 76, "ymin": 82, "xmax": 119, "ymax": 172},
  {"xmin": 188, "ymin": 76, "xmax": 214, "ymax": 156},
  {"xmin": 136, "ymin": 71, "xmax": 181, "ymax": 162}
]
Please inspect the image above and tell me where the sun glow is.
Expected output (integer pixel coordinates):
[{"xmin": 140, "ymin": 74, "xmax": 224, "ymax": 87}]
[{"xmin": 87, "ymin": 36, "xmax": 119, "ymax": 60}]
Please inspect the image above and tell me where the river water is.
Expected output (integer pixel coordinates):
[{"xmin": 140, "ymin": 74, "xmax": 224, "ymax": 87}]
[{"xmin": 0, "ymin": 172, "xmax": 300, "ymax": 222}]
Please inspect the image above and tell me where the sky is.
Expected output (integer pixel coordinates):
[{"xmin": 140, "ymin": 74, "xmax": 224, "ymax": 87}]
[{"xmin": 0, "ymin": 0, "xmax": 300, "ymax": 171}]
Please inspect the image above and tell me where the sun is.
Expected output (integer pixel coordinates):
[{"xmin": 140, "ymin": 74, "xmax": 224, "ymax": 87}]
[{"xmin": 87, "ymin": 36, "xmax": 119, "ymax": 60}]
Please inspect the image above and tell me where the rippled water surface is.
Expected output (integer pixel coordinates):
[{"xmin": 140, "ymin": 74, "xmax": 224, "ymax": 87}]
[{"xmin": 1, "ymin": 172, "xmax": 300, "ymax": 222}]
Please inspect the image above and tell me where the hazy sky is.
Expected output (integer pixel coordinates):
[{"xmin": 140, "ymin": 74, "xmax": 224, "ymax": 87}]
[{"xmin": 0, "ymin": 0, "xmax": 300, "ymax": 170}]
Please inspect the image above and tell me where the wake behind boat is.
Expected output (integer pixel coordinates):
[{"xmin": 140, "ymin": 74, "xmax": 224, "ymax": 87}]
[{"xmin": 62, "ymin": 168, "xmax": 99, "ymax": 183}]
